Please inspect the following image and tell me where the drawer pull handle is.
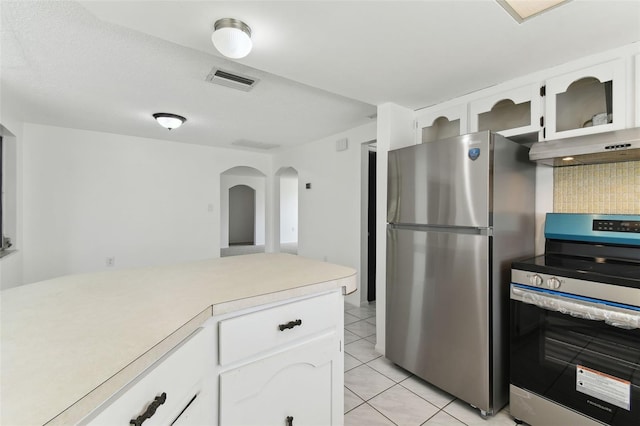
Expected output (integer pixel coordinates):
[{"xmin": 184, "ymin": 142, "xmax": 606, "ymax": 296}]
[
  {"xmin": 286, "ymin": 416, "xmax": 294, "ymax": 426},
  {"xmin": 130, "ymin": 392, "xmax": 167, "ymax": 426},
  {"xmin": 278, "ymin": 319, "xmax": 302, "ymax": 331}
]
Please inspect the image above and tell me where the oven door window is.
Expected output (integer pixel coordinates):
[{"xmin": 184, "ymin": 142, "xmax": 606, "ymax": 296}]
[{"xmin": 511, "ymin": 299, "xmax": 640, "ymax": 426}]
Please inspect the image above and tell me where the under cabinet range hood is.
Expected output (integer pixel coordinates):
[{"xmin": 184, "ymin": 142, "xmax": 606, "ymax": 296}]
[{"xmin": 529, "ymin": 127, "xmax": 640, "ymax": 166}]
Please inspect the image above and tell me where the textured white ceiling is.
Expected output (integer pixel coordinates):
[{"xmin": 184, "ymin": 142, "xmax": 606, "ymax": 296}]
[{"xmin": 2, "ymin": 1, "xmax": 639, "ymax": 151}]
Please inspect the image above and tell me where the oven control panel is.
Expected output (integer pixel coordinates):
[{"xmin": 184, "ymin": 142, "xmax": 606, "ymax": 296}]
[
  {"xmin": 545, "ymin": 214, "xmax": 640, "ymax": 246},
  {"xmin": 592, "ymin": 219, "xmax": 640, "ymax": 233},
  {"xmin": 527, "ymin": 273, "xmax": 562, "ymax": 290},
  {"xmin": 512, "ymin": 269, "xmax": 640, "ymax": 307}
]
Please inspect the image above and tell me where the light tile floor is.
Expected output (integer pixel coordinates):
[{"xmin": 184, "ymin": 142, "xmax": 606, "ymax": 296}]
[{"xmin": 343, "ymin": 302, "xmax": 521, "ymax": 426}]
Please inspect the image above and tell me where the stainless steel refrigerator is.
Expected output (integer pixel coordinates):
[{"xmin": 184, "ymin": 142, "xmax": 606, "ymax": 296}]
[{"xmin": 386, "ymin": 131, "xmax": 535, "ymax": 416}]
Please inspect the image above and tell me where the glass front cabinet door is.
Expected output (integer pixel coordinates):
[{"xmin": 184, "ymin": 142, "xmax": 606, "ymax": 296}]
[
  {"xmin": 415, "ymin": 104, "xmax": 468, "ymax": 144},
  {"xmin": 469, "ymin": 84, "xmax": 541, "ymax": 138},
  {"xmin": 543, "ymin": 59, "xmax": 627, "ymax": 140}
]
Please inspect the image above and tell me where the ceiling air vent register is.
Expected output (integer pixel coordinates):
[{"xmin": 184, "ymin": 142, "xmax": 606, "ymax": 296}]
[
  {"xmin": 232, "ymin": 140, "xmax": 281, "ymax": 150},
  {"xmin": 205, "ymin": 68, "xmax": 259, "ymax": 92}
]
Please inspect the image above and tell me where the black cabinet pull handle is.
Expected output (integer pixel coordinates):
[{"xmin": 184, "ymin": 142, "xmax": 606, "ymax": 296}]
[
  {"xmin": 130, "ymin": 392, "xmax": 167, "ymax": 426},
  {"xmin": 278, "ymin": 319, "xmax": 302, "ymax": 331},
  {"xmin": 286, "ymin": 416, "xmax": 294, "ymax": 426}
]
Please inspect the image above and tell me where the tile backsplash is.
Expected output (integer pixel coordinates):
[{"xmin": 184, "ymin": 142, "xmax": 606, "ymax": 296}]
[{"xmin": 554, "ymin": 161, "xmax": 640, "ymax": 214}]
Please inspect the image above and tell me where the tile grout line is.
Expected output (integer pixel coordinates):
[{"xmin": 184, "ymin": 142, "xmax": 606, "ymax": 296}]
[
  {"xmin": 365, "ymin": 401, "xmax": 401, "ymax": 426},
  {"xmin": 346, "ymin": 353, "xmax": 452, "ymax": 425},
  {"xmin": 344, "ymin": 329, "xmax": 377, "ymax": 340},
  {"xmin": 344, "ymin": 306, "xmax": 483, "ymax": 426},
  {"xmin": 396, "ymin": 377, "xmax": 445, "ymax": 407},
  {"xmin": 346, "ymin": 378, "xmax": 449, "ymax": 426},
  {"xmin": 343, "ymin": 375, "xmax": 393, "ymax": 405},
  {"xmin": 342, "ymin": 387, "xmax": 365, "ymax": 415},
  {"xmin": 345, "ymin": 362, "xmax": 464, "ymax": 423},
  {"xmin": 345, "ymin": 305, "xmax": 475, "ymax": 426}
]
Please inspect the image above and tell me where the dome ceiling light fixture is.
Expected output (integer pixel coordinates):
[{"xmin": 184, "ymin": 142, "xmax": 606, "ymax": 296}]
[
  {"xmin": 211, "ymin": 18, "xmax": 252, "ymax": 59},
  {"xmin": 152, "ymin": 113, "xmax": 186, "ymax": 130}
]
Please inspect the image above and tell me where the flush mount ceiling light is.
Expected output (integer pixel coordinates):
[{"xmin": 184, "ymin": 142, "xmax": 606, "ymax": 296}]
[
  {"xmin": 497, "ymin": 0, "xmax": 571, "ymax": 23},
  {"xmin": 152, "ymin": 113, "xmax": 186, "ymax": 130},
  {"xmin": 211, "ymin": 18, "xmax": 252, "ymax": 59}
]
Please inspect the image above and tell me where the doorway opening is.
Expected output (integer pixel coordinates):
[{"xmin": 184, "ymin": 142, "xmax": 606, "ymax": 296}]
[
  {"xmin": 228, "ymin": 184, "xmax": 255, "ymax": 245},
  {"xmin": 277, "ymin": 167, "xmax": 299, "ymax": 255},
  {"xmin": 220, "ymin": 166, "xmax": 266, "ymax": 257},
  {"xmin": 361, "ymin": 140, "xmax": 377, "ymax": 304},
  {"xmin": 367, "ymin": 149, "xmax": 377, "ymax": 302}
]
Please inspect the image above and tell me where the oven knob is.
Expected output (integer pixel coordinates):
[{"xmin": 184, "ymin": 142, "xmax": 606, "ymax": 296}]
[
  {"xmin": 529, "ymin": 274, "xmax": 543, "ymax": 287},
  {"xmin": 547, "ymin": 277, "xmax": 561, "ymax": 289}
]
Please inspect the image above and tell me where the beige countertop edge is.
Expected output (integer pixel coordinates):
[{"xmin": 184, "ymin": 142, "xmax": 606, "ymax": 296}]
[
  {"xmin": 211, "ymin": 273, "xmax": 357, "ymax": 316},
  {"xmin": 46, "ymin": 274, "xmax": 356, "ymax": 426}
]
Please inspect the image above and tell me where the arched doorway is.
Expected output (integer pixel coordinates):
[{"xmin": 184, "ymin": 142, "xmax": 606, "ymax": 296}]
[
  {"xmin": 228, "ymin": 185, "xmax": 255, "ymax": 246},
  {"xmin": 220, "ymin": 166, "xmax": 266, "ymax": 257}
]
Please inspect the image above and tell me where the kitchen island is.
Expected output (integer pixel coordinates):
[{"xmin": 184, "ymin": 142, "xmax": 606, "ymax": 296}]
[{"xmin": 1, "ymin": 253, "xmax": 356, "ymax": 425}]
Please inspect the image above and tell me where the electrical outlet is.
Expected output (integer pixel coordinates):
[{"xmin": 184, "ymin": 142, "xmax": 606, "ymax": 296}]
[{"xmin": 106, "ymin": 257, "xmax": 115, "ymax": 267}]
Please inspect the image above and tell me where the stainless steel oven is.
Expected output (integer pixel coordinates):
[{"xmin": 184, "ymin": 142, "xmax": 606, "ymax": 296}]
[{"xmin": 510, "ymin": 214, "xmax": 640, "ymax": 426}]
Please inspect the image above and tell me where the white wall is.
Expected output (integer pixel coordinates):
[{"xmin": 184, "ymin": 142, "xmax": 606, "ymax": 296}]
[
  {"xmin": 0, "ymin": 110, "xmax": 24, "ymax": 289},
  {"xmin": 374, "ymin": 103, "xmax": 416, "ymax": 355},
  {"xmin": 274, "ymin": 121, "xmax": 377, "ymax": 307},
  {"xmin": 3, "ymin": 119, "xmax": 374, "ymax": 289},
  {"xmin": 279, "ymin": 173, "xmax": 298, "ymax": 244},
  {"xmin": 20, "ymin": 123, "xmax": 270, "ymax": 284},
  {"xmin": 220, "ymin": 174, "xmax": 266, "ymax": 248}
]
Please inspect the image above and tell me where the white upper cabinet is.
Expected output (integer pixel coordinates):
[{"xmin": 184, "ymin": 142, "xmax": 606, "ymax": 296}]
[
  {"xmin": 411, "ymin": 44, "xmax": 638, "ymax": 150},
  {"xmin": 543, "ymin": 59, "xmax": 627, "ymax": 139},
  {"xmin": 469, "ymin": 84, "xmax": 541, "ymax": 138},
  {"xmin": 415, "ymin": 103, "xmax": 468, "ymax": 143}
]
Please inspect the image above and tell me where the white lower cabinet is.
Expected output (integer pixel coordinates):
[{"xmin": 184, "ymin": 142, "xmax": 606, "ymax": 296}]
[
  {"xmin": 169, "ymin": 388, "xmax": 210, "ymax": 426},
  {"xmin": 215, "ymin": 289, "xmax": 344, "ymax": 425},
  {"xmin": 219, "ymin": 333, "xmax": 339, "ymax": 426},
  {"xmin": 82, "ymin": 289, "xmax": 343, "ymax": 425},
  {"xmin": 83, "ymin": 326, "xmax": 215, "ymax": 426}
]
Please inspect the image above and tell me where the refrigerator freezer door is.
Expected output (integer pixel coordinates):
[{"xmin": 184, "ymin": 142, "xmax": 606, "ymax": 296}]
[
  {"xmin": 388, "ymin": 133, "xmax": 491, "ymax": 228},
  {"xmin": 386, "ymin": 225, "xmax": 491, "ymax": 411}
]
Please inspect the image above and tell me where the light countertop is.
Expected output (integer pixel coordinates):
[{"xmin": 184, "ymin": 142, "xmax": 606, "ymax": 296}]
[{"xmin": 0, "ymin": 253, "xmax": 356, "ymax": 425}]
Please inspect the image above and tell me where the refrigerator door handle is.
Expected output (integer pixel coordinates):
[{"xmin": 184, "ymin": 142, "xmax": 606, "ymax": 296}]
[{"xmin": 388, "ymin": 223, "xmax": 493, "ymax": 236}]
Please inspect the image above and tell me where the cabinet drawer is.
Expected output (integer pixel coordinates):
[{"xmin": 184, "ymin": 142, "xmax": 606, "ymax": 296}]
[
  {"xmin": 84, "ymin": 327, "xmax": 212, "ymax": 426},
  {"xmin": 219, "ymin": 291, "xmax": 340, "ymax": 365}
]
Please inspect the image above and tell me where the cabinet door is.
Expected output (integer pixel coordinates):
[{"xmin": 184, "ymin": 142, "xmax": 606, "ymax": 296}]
[
  {"xmin": 415, "ymin": 104, "xmax": 468, "ymax": 143},
  {"xmin": 219, "ymin": 332, "xmax": 340, "ymax": 426},
  {"xmin": 544, "ymin": 59, "xmax": 626, "ymax": 139},
  {"xmin": 170, "ymin": 391, "xmax": 210, "ymax": 426},
  {"xmin": 83, "ymin": 327, "xmax": 214, "ymax": 426},
  {"xmin": 469, "ymin": 84, "xmax": 541, "ymax": 138}
]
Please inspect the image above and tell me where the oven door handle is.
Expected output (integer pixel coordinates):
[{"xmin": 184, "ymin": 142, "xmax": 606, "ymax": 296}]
[{"xmin": 511, "ymin": 286, "xmax": 640, "ymax": 330}]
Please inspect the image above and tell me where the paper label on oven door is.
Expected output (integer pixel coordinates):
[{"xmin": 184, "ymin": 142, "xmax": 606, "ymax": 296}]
[{"xmin": 576, "ymin": 365, "xmax": 631, "ymax": 411}]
